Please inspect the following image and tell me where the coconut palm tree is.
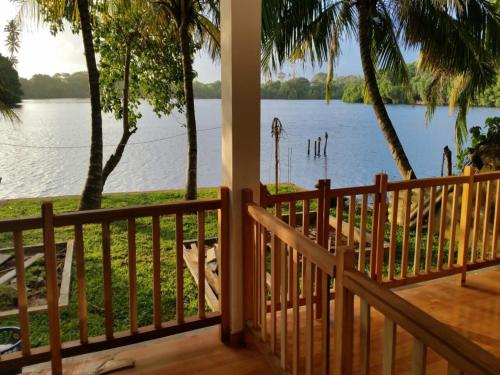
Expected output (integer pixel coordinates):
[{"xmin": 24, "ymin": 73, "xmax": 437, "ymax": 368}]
[
  {"xmin": 150, "ymin": 0, "xmax": 220, "ymax": 200},
  {"xmin": 21, "ymin": 0, "xmax": 104, "ymax": 209},
  {"xmin": 4, "ymin": 19, "xmax": 21, "ymax": 66},
  {"xmin": 263, "ymin": 0, "xmax": 499, "ymax": 180}
]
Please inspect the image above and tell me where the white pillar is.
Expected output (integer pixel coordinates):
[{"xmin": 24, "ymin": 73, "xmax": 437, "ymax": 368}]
[{"xmin": 221, "ymin": 0, "xmax": 261, "ymax": 342}]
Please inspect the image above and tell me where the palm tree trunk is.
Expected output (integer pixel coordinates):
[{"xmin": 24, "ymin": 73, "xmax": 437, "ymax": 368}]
[
  {"xmin": 180, "ymin": 23, "xmax": 197, "ymax": 200},
  {"xmin": 102, "ymin": 44, "xmax": 134, "ymax": 187},
  {"xmin": 357, "ymin": 0, "xmax": 416, "ymax": 180},
  {"xmin": 77, "ymin": 0, "xmax": 104, "ymax": 210}
]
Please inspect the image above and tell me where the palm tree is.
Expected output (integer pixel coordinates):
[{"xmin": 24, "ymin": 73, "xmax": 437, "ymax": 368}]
[
  {"xmin": 23, "ymin": 0, "xmax": 106, "ymax": 209},
  {"xmin": 150, "ymin": 0, "xmax": 220, "ymax": 200},
  {"xmin": 75, "ymin": 0, "xmax": 104, "ymax": 210},
  {"xmin": 4, "ymin": 19, "xmax": 21, "ymax": 66},
  {"xmin": 263, "ymin": 0, "xmax": 499, "ymax": 180}
]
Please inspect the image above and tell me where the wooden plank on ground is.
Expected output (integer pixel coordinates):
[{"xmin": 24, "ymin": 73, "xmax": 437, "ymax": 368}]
[
  {"xmin": 329, "ymin": 216, "xmax": 389, "ymax": 249},
  {"xmin": 183, "ymin": 244, "xmax": 219, "ymax": 311},
  {"xmin": 0, "ymin": 252, "xmax": 43, "ymax": 285}
]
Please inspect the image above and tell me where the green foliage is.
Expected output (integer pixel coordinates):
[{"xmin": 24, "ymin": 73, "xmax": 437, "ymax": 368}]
[
  {"xmin": 456, "ymin": 117, "xmax": 500, "ymax": 170},
  {"xmin": 0, "ymin": 54, "xmax": 23, "ymax": 108},
  {"xmin": 342, "ymin": 81, "xmax": 364, "ymax": 103},
  {"xmin": 94, "ymin": 7, "xmax": 184, "ymax": 129},
  {"xmin": 20, "ymin": 72, "xmax": 90, "ymax": 99}
]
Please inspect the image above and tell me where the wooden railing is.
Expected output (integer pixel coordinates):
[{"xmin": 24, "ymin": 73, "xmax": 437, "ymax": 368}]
[
  {"xmin": 261, "ymin": 168, "xmax": 500, "ymax": 288},
  {"xmin": 337, "ymin": 247, "xmax": 500, "ymax": 375},
  {"xmin": 0, "ymin": 188, "xmax": 230, "ymax": 374},
  {"xmin": 246, "ymin": 187, "xmax": 500, "ymax": 374},
  {"xmin": 243, "ymin": 189, "xmax": 337, "ymax": 374}
]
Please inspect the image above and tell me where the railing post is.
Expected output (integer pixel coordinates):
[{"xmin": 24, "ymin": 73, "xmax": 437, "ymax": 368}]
[
  {"xmin": 333, "ymin": 246, "xmax": 355, "ymax": 375},
  {"xmin": 457, "ymin": 167, "xmax": 474, "ymax": 285},
  {"xmin": 242, "ymin": 188, "xmax": 255, "ymax": 324},
  {"xmin": 375, "ymin": 174, "xmax": 388, "ymax": 283},
  {"xmin": 315, "ymin": 179, "xmax": 330, "ymax": 319},
  {"xmin": 219, "ymin": 187, "xmax": 231, "ymax": 342},
  {"xmin": 42, "ymin": 202, "xmax": 62, "ymax": 375}
]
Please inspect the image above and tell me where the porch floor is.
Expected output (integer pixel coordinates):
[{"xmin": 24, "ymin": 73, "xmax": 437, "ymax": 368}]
[{"xmin": 24, "ymin": 267, "xmax": 500, "ymax": 374}]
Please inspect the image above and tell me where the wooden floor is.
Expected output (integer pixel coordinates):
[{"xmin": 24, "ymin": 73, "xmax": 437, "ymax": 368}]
[{"xmin": 24, "ymin": 267, "xmax": 500, "ymax": 374}]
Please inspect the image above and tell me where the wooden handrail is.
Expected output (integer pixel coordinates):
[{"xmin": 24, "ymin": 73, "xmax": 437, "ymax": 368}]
[
  {"xmin": 386, "ymin": 175, "xmax": 469, "ymax": 191},
  {"xmin": 262, "ymin": 190, "xmax": 320, "ymax": 205},
  {"xmin": 474, "ymin": 170, "xmax": 500, "ymax": 182},
  {"xmin": 0, "ymin": 199, "xmax": 221, "ymax": 233},
  {"xmin": 327, "ymin": 184, "xmax": 377, "ymax": 197},
  {"xmin": 246, "ymin": 203, "xmax": 336, "ymax": 275},
  {"xmin": 343, "ymin": 269, "xmax": 500, "ymax": 375}
]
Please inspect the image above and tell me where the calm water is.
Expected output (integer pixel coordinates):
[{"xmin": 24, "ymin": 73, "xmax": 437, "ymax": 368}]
[{"xmin": 0, "ymin": 99, "xmax": 498, "ymax": 199}]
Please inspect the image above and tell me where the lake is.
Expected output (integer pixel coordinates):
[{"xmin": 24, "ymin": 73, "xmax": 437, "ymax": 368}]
[{"xmin": 0, "ymin": 99, "xmax": 498, "ymax": 199}]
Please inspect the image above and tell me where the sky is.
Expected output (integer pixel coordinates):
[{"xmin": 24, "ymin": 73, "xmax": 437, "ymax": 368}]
[{"xmin": 0, "ymin": 1, "xmax": 418, "ymax": 82}]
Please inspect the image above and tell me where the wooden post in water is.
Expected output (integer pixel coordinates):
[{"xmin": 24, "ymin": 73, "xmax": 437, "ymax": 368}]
[
  {"xmin": 324, "ymin": 132, "xmax": 328, "ymax": 156},
  {"xmin": 317, "ymin": 137, "xmax": 321, "ymax": 157},
  {"xmin": 307, "ymin": 139, "xmax": 311, "ymax": 156}
]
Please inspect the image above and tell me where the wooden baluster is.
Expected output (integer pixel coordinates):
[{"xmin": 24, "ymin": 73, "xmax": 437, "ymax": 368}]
[
  {"xmin": 255, "ymin": 222, "xmax": 261, "ymax": 327},
  {"xmin": 198, "ymin": 211, "xmax": 206, "ymax": 319},
  {"xmin": 152, "ymin": 215, "xmax": 162, "ymax": 329},
  {"xmin": 321, "ymin": 272, "xmax": 330, "ymax": 375},
  {"xmin": 376, "ymin": 174, "xmax": 388, "ymax": 283},
  {"xmin": 359, "ymin": 194, "xmax": 368, "ymax": 273},
  {"xmin": 75, "ymin": 224, "xmax": 88, "ymax": 342},
  {"xmin": 449, "ymin": 185, "xmax": 460, "ymax": 268},
  {"xmin": 371, "ymin": 178, "xmax": 381, "ymax": 280},
  {"xmin": 414, "ymin": 188, "xmax": 425, "ymax": 275},
  {"xmin": 481, "ymin": 181, "xmax": 492, "ymax": 261},
  {"xmin": 471, "ymin": 182, "xmax": 482, "ymax": 263},
  {"xmin": 411, "ymin": 337, "xmax": 427, "ymax": 375},
  {"xmin": 348, "ymin": 195, "xmax": 356, "ymax": 247},
  {"xmin": 273, "ymin": 203, "xmax": 282, "ymax": 325},
  {"xmin": 175, "ymin": 213, "xmax": 184, "ymax": 323},
  {"xmin": 388, "ymin": 190, "xmax": 399, "ymax": 280},
  {"xmin": 302, "ymin": 199, "xmax": 310, "ymax": 297},
  {"xmin": 335, "ymin": 196, "xmax": 344, "ymax": 252},
  {"xmin": 292, "ymin": 248, "xmax": 300, "ymax": 374},
  {"xmin": 260, "ymin": 227, "xmax": 267, "ymax": 341},
  {"xmin": 305, "ymin": 257, "xmax": 314, "ymax": 375},
  {"xmin": 102, "ymin": 222, "xmax": 113, "ymax": 340},
  {"xmin": 41, "ymin": 203, "xmax": 62, "ymax": 375},
  {"xmin": 270, "ymin": 233, "xmax": 277, "ymax": 353},
  {"xmin": 14, "ymin": 231, "xmax": 30, "ymax": 355},
  {"xmin": 280, "ymin": 237, "xmax": 288, "ymax": 369},
  {"xmin": 437, "ymin": 185, "xmax": 449, "ymax": 271},
  {"xmin": 127, "ymin": 218, "xmax": 138, "ymax": 334},
  {"xmin": 303, "ymin": 199, "xmax": 310, "ymax": 236},
  {"xmin": 491, "ymin": 180, "xmax": 500, "ymax": 259},
  {"xmin": 359, "ymin": 300, "xmax": 371, "ymax": 375},
  {"xmin": 333, "ymin": 247, "xmax": 355, "ymax": 375},
  {"xmin": 401, "ymin": 189, "xmax": 412, "ymax": 278},
  {"xmin": 458, "ymin": 167, "xmax": 474, "ymax": 285},
  {"xmin": 425, "ymin": 186, "xmax": 436, "ymax": 273},
  {"xmin": 316, "ymin": 181, "xmax": 327, "ymax": 320},
  {"xmin": 289, "ymin": 201, "xmax": 296, "ymax": 303},
  {"xmin": 382, "ymin": 318, "xmax": 397, "ymax": 375}
]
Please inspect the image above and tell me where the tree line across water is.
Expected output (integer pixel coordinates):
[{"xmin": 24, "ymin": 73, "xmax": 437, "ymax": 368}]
[{"xmin": 18, "ymin": 64, "xmax": 499, "ymax": 107}]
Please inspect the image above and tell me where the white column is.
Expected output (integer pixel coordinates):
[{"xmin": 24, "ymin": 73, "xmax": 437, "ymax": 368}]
[{"xmin": 221, "ymin": 0, "xmax": 261, "ymax": 340}]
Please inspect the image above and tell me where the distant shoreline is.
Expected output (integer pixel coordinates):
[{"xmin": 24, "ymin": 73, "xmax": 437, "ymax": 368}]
[{"xmin": 17, "ymin": 97, "xmax": 499, "ymax": 109}]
